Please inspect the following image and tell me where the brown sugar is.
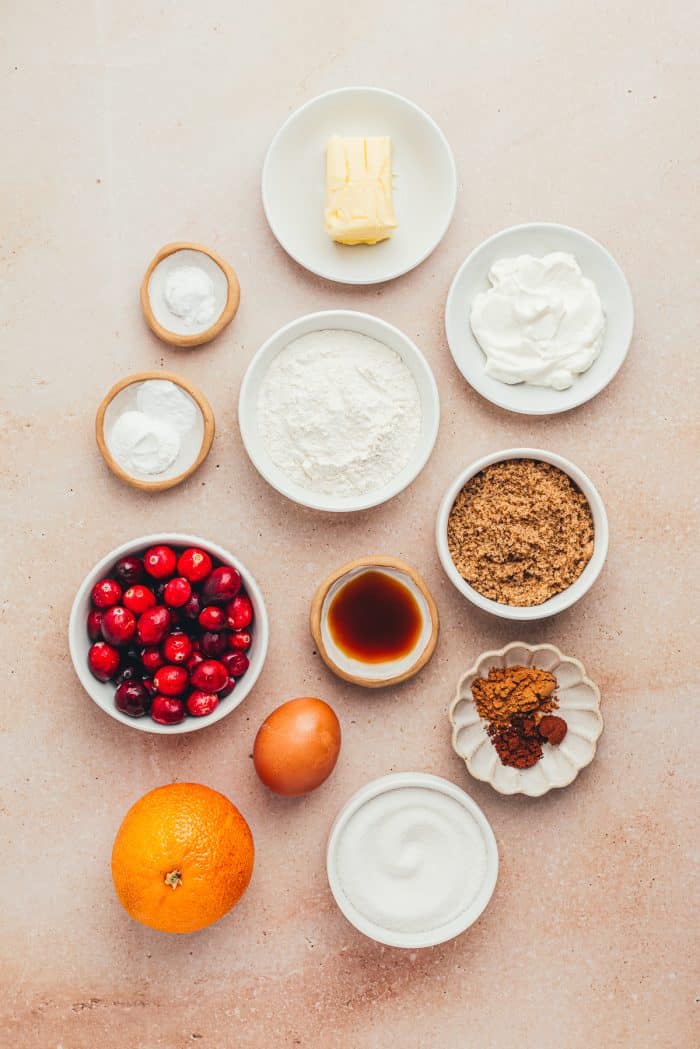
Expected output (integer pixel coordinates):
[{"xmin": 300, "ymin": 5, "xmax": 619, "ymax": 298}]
[{"xmin": 446, "ymin": 459, "xmax": 594, "ymax": 606}]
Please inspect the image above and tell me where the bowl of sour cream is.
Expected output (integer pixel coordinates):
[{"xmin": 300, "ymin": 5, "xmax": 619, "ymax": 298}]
[
  {"xmin": 445, "ymin": 222, "xmax": 634, "ymax": 415},
  {"xmin": 326, "ymin": 772, "xmax": 498, "ymax": 948}
]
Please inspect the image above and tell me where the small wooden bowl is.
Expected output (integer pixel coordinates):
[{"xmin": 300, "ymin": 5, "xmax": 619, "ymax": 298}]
[
  {"xmin": 140, "ymin": 242, "xmax": 240, "ymax": 348},
  {"xmin": 95, "ymin": 370, "xmax": 215, "ymax": 492},
  {"xmin": 310, "ymin": 556, "xmax": 439, "ymax": 688}
]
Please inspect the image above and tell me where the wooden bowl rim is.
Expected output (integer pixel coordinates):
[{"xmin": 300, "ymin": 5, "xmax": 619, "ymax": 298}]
[
  {"xmin": 139, "ymin": 241, "xmax": 240, "ymax": 348},
  {"xmin": 309, "ymin": 555, "xmax": 439, "ymax": 688},
  {"xmin": 95, "ymin": 370, "xmax": 215, "ymax": 492}
]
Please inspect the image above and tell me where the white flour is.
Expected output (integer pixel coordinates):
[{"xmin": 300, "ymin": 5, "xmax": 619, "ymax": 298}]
[{"xmin": 258, "ymin": 330, "xmax": 422, "ymax": 497}]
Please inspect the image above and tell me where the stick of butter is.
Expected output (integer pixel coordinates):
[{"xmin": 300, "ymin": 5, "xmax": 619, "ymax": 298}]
[{"xmin": 324, "ymin": 135, "xmax": 397, "ymax": 246}]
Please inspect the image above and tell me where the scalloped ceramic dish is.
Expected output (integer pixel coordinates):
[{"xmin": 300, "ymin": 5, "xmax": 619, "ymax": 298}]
[{"xmin": 450, "ymin": 642, "xmax": 603, "ymax": 796}]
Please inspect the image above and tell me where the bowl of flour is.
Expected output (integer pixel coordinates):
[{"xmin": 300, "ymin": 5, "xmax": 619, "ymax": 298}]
[{"xmin": 239, "ymin": 311, "xmax": 440, "ymax": 512}]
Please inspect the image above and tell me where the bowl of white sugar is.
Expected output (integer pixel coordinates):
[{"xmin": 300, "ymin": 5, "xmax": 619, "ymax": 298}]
[{"xmin": 238, "ymin": 310, "xmax": 440, "ymax": 512}]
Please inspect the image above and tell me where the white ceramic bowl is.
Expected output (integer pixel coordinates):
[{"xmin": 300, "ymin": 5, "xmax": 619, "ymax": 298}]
[
  {"xmin": 445, "ymin": 223, "xmax": 634, "ymax": 415},
  {"xmin": 436, "ymin": 448, "xmax": 608, "ymax": 620},
  {"xmin": 262, "ymin": 86, "xmax": 457, "ymax": 285},
  {"xmin": 68, "ymin": 533, "xmax": 269, "ymax": 734},
  {"xmin": 450, "ymin": 642, "xmax": 604, "ymax": 796},
  {"xmin": 239, "ymin": 310, "xmax": 440, "ymax": 512},
  {"xmin": 326, "ymin": 773, "xmax": 498, "ymax": 948}
]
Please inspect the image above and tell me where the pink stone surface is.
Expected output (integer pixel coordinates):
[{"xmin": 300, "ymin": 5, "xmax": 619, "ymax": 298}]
[{"xmin": 1, "ymin": 2, "xmax": 698, "ymax": 1046}]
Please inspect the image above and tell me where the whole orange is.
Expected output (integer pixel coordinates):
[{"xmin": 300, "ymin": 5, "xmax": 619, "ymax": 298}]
[{"xmin": 111, "ymin": 783, "xmax": 254, "ymax": 933}]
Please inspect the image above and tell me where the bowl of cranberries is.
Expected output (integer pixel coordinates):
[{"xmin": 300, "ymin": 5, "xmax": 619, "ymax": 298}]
[{"xmin": 69, "ymin": 534, "xmax": 269, "ymax": 732}]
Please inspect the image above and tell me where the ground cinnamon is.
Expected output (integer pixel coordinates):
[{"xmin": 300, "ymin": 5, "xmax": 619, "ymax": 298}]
[{"xmin": 471, "ymin": 665, "xmax": 558, "ymax": 728}]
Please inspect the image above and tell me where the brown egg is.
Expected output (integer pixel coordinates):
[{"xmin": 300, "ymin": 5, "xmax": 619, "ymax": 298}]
[{"xmin": 253, "ymin": 697, "xmax": 341, "ymax": 796}]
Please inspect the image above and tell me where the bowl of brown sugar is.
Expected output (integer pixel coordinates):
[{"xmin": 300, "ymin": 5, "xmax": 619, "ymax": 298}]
[{"xmin": 436, "ymin": 448, "xmax": 608, "ymax": 620}]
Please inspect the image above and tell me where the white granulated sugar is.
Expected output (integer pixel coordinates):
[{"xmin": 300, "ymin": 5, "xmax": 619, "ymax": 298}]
[{"xmin": 257, "ymin": 329, "xmax": 422, "ymax": 497}]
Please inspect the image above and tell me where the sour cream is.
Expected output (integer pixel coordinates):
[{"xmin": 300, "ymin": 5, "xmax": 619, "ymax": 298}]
[
  {"xmin": 327, "ymin": 774, "xmax": 498, "ymax": 947},
  {"xmin": 470, "ymin": 252, "xmax": 605, "ymax": 390}
]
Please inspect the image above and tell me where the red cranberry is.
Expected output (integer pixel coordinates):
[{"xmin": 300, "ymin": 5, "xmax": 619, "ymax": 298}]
[
  {"xmin": 187, "ymin": 651, "xmax": 205, "ymax": 672},
  {"xmin": 190, "ymin": 659, "xmax": 228, "ymax": 693},
  {"xmin": 115, "ymin": 664, "xmax": 142, "ymax": 686},
  {"xmin": 142, "ymin": 677, "xmax": 157, "ymax": 696},
  {"xmin": 186, "ymin": 691, "xmax": 219, "ymax": 717},
  {"xmin": 201, "ymin": 566, "xmax": 241, "ymax": 605},
  {"xmin": 123, "ymin": 584, "xmax": 156, "ymax": 614},
  {"xmin": 91, "ymin": 578, "xmax": 122, "ymax": 609},
  {"xmin": 199, "ymin": 631, "xmax": 228, "ymax": 658},
  {"xmin": 181, "ymin": 593, "xmax": 202, "ymax": 621},
  {"xmin": 101, "ymin": 606, "xmax": 136, "ymax": 646},
  {"xmin": 153, "ymin": 665, "xmax": 188, "ymax": 697},
  {"xmin": 87, "ymin": 609, "xmax": 104, "ymax": 641},
  {"xmin": 143, "ymin": 545, "xmax": 177, "ymax": 580},
  {"xmin": 136, "ymin": 606, "xmax": 171, "ymax": 645},
  {"xmin": 115, "ymin": 681, "xmax": 150, "ymax": 717},
  {"xmin": 199, "ymin": 605, "xmax": 226, "ymax": 630},
  {"xmin": 177, "ymin": 547, "xmax": 213, "ymax": 583},
  {"xmin": 150, "ymin": 695, "xmax": 185, "ymax": 725},
  {"xmin": 222, "ymin": 651, "xmax": 249, "ymax": 678},
  {"xmin": 229, "ymin": 631, "xmax": 251, "ymax": 652},
  {"xmin": 226, "ymin": 594, "xmax": 253, "ymax": 630},
  {"xmin": 141, "ymin": 646, "xmax": 165, "ymax": 672},
  {"xmin": 162, "ymin": 633, "xmax": 193, "ymax": 665},
  {"xmin": 88, "ymin": 641, "xmax": 120, "ymax": 682},
  {"xmin": 113, "ymin": 556, "xmax": 144, "ymax": 587},
  {"xmin": 163, "ymin": 577, "xmax": 192, "ymax": 609},
  {"xmin": 218, "ymin": 677, "xmax": 236, "ymax": 699}
]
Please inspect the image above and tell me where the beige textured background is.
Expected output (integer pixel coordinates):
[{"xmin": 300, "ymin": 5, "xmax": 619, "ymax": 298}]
[{"xmin": 1, "ymin": 2, "xmax": 698, "ymax": 1047}]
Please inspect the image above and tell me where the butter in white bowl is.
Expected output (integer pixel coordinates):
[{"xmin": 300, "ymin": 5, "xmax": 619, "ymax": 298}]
[{"xmin": 324, "ymin": 135, "xmax": 397, "ymax": 245}]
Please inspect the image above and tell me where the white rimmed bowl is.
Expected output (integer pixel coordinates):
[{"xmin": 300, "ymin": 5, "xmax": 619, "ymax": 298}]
[
  {"xmin": 445, "ymin": 222, "xmax": 634, "ymax": 415},
  {"xmin": 68, "ymin": 533, "xmax": 269, "ymax": 734},
  {"xmin": 436, "ymin": 447, "xmax": 608, "ymax": 621},
  {"xmin": 262, "ymin": 86, "xmax": 457, "ymax": 285},
  {"xmin": 450, "ymin": 642, "xmax": 603, "ymax": 796},
  {"xmin": 326, "ymin": 772, "xmax": 498, "ymax": 948},
  {"xmin": 239, "ymin": 310, "xmax": 440, "ymax": 512}
]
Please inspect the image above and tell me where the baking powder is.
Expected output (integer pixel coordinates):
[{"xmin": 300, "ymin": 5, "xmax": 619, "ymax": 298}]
[
  {"xmin": 106, "ymin": 380, "xmax": 199, "ymax": 478},
  {"xmin": 257, "ymin": 330, "xmax": 422, "ymax": 497}
]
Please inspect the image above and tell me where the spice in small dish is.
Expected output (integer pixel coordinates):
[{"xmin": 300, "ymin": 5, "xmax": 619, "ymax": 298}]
[
  {"xmin": 447, "ymin": 459, "xmax": 594, "ymax": 606},
  {"xmin": 471, "ymin": 664, "xmax": 568, "ymax": 769},
  {"xmin": 105, "ymin": 379, "xmax": 203, "ymax": 482}
]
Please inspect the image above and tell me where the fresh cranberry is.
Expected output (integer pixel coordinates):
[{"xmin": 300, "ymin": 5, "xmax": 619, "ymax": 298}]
[
  {"xmin": 142, "ymin": 677, "xmax": 157, "ymax": 696},
  {"xmin": 201, "ymin": 566, "xmax": 241, "ymax": 605},
  {"xmin": 190, "ymin": 659, "xmax": 228, "ymax": 693},
  {"xmin": 162, "ymin": 633, "xmax": 193, "ymax": 665},
  {"xmin": 136, "ymin": 605, "xmax": 171, "ymax": 645},
  {"xmin": 115, "ymin": 681, "xmax": 150, "ymax": 717},
  {"xmin": 199, "ymin": 605, "xmax": 226, "ymax": 630},
  {"xmin": 218, "ymin": 677, "xmax": 236, "ymax": 699},
  {"xmin": 88, "ymin": 641, "xmax": 120, "ymax": 682},
  {"xmin": 177, "ymin": 547, "xmax": 213, "ymax": 583},
  {"xmin": 115, "ymin": 664, "xmax": 142, "ymax": 686},
  {"xmin": 123, "ymin": 584, "xmax": 156, "ymax": 614},
  {"xmin": 226, "ymin": 594, "xmax": 253, "ymax": 630},
  {"xmin": 222, "ymin": 651, "xmax": 249, "ymax": 678},
  {"xmin": 101, "ymin": 606, "xmax": 136, "ymax": 646},
  {"xmin": 229, "ymin": 631, "xmax": 251, "ymax": 652},
  {"xmin": 141, "ymin": 646, "xmax": 165, "ymax": 672},
  {"xmin": 186, "ymin": 690, "xmax": 219, "ymax": 717},
  {"xmin": 191, "ymin": 638, "xmax": 201, "ymax": 652},
  {"xmin": 150, "ymin": 695, "xmax": 185, "ymax": 725},
  {"xmin": 91, "ymin": 578, "xmax": 122, "ymax": 609},
  {"xmin": 181, "ymin": 593, "xmax": 202, "ymax": 621},
  {"xmin": 143, "ymin": 545, "xmax": 177, "ymax": 580},
  {"xmin": 87, "ymin": 609, "xmax": 104, "ymax": 641},
  {"xmin": 186, "ymin": 651, "xmax": 205, "ymax": 672},
  {"xmin": 163, "ymin": 577, "xmax": 192, "ymax": 609},
  {"xmin": 113, "ymin": 556, "xmax": 144, "ymax": 588},
  {"xmin": 153, "ymin": 665, "xmax": 188, "ymax": 697},
  {"xmin": 199, "ymin": 631, "xmax": 228, "ymax": 658}
]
